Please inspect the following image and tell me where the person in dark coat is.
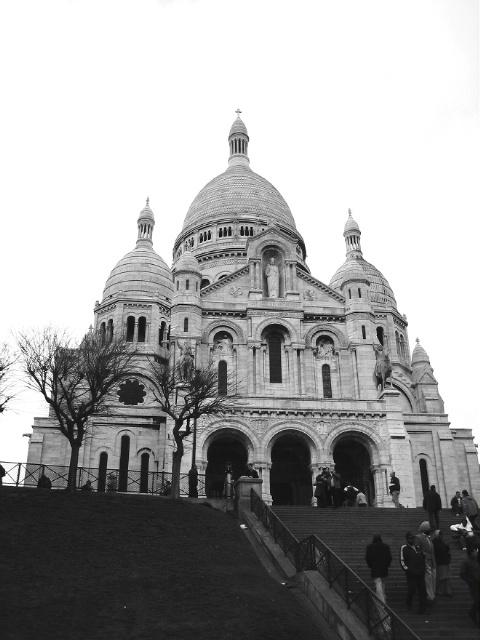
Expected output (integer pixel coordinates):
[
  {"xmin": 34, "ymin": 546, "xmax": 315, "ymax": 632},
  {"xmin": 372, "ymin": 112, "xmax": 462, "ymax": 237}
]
[
  {"xmin": 188, "ymin": 465, "xmax": 198, "ymax": 498},
  {"xmin": 432, "ymin": 530, "xmax": 452, "ymax": 596},
  {"xmin": 450, "ymin": 491, "xmax": 463, "ymax": 516},
  {"xmin": 245, "ymin": 462, "xmax": 259, "ymax": 478},
  {"xmin": 365, "ymin": 534, "xmax": 392, "ymax": 603},
  {"xmin": 37, "ymin": 474, "xmax": 52, "ymax": 489},
  {"xmin": 461, "ymin": 490, "xmax": 479, "ymax": 531},
  {"xmin": 344, "ymin": 484, "xmax": 358, "ymax": 507},
  {"xmin": 459, "ymin": 544, "xmax": 479, "ymax": 626},
  {"xmin": 423, "ymin": 485, "xmax": 442, "ymax": 531},
  {"xmin": 400, "ymin": 531, "xmax": 428, "ymax": 614}
]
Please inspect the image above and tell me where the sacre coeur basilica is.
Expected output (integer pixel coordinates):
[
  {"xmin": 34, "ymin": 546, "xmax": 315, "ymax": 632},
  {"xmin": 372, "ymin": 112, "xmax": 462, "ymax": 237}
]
[{"xmin": 27, "ymin": 113, "xmax": 480, "ymax": 506}]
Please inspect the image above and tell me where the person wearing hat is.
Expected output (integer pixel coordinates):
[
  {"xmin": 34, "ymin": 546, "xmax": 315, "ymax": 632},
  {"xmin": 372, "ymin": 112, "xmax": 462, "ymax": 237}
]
[
  {"xmin": 416, "ymin": 522, "xmax": 436, "ymax": 602},
  {"xmin": 400, "ymin": 531, "xmax": 428, "ymax": 614}
]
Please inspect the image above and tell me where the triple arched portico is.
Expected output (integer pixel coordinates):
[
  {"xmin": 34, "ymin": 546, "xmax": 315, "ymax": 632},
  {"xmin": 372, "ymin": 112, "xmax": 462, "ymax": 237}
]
[{"xmin": 196, "ymin": 418, "xmax": 391, "ymax": 506}]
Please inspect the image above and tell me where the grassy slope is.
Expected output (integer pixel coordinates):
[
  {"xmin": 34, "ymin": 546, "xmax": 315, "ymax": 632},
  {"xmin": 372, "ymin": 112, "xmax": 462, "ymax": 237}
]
[{"xmin": 0, "ymin": 488, "xmax": 320, "ymax": 640}]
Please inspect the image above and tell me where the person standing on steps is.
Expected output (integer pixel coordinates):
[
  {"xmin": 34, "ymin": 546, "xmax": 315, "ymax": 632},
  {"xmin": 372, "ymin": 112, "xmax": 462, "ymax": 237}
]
[
  {"xmin": 459, "ymin": 541, "xmax": 479, "ymax": 626},
  {"xmin": 365, "ymin": 534, "xmax": 392, "ymax": 604},
  {"xmin": 389, "ymin": 471, "xmax": 401, "ymax": 508},
  {"xmin": 423, "ymin": 485, "xmax": 442, "ymax": 531},
  {"xmin": 416, "ymin": 522, "xmax": 436, "ymax": 604},
  {"xmin": 400, "ymin": 531, "xmax": 428, "ymax": 615},
  {"xmin": 432, "ymin": 530, "xmax": 452, "ymax": 597},
  {"xmin": 450, "ymin": 491, "xmax": 463, "ymax": 516},
  {"xmin": 461, "ymin": 490, "xmax": 479, "ymax": 531}
]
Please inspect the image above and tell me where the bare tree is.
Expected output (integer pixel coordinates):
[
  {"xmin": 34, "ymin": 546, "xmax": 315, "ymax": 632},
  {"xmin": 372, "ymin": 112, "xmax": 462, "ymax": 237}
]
[
  {"xmin": 149, "ymin": 359, "xmax": 238, "ymax": 499},
  {"xmin": 15, "ymin": 327, "xmax": 135, "ymax": 491},
  {"xmin": 0, "ymin": 342, "xmax": 17, "ymax": 414}
]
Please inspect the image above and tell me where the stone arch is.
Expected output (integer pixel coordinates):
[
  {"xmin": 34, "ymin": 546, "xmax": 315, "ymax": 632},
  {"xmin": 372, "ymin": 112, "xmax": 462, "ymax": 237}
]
[
  {"xmin": 198, "ymin": 419, "xmax": 260, "ymax": 463},
  {"xmin": 202, "ymin": 319, "xmax": 245, "ymax": 344},
  {"xmin": 253, "ymin": 236, "xmax": 295, "ymax": 260},
  {"xmin": 254, "ymin": 317, "xmax": 298, "ymax": 343},
  {"xmin": 391, "ymin": 380, "xmax": 416, "ymax": 413},
  {"xmin": 264, "ymin": 423, "xmax": 321, "ymax": 465},
  {"xmin": 304, "ymin": 324, "xmax": 348, "ymax": 349},
  {"xmin": 324, "ymin": 422, "xmax": 388, "ymax": 467},
  {"xmin": 412, "ymin": 451, "xmax": 435, "ymax": 501}
]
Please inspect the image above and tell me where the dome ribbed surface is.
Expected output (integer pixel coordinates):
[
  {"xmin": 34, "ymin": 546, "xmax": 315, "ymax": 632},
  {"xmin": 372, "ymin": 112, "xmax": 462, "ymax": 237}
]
[
  {"xmin": 103, "ymin": 246, "xmax": 173, "ymax": 301},
  {"xmin": 344, "ymin": 213, "xmax": 360, "ymax": 234},
  {"xmin": 229, "ymin": 117, "xmax": 248, "ymax": 138},
  {"xmin": 138, "ymin": 202, "xmax": 154, "ymax": 220},
  {"xmin": 330, "ymin": 257, "xmax": 396, "ymax": 307},
  {"xmin": 182, "ymin": 164, "xmax": 296, "ymax": 231},
  {"xmin": 412, "ymin": 341, "xmax": 430, "ymax": 365},
  {"xmin": 173, "ymin": 250, "xmax": 201, "ymax": 274}
]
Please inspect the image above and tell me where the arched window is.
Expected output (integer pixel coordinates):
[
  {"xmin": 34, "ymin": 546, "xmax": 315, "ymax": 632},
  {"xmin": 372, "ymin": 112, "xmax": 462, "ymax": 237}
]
[
  {"xmin": 184, "ymin": 317, "xmax": 189, "ymax": 332},
  {"xmin": 395, "ymin": 331, "xmax": 400, "ymax": 356},
  {"xmin": 98, "ymin": 452, "xmax": 108, "ymax": 492},
  {"xmin": 218, "ymin": 361, "xmax": 228, "ymax": 395},
  {"xmin": 186, "ymin": 279, "xmax": 189, "ymax": 291},
  {"xmin": 126, "ymin": 316, "xmax": 135, "ymax": 342},
  {"xmin": 419, "ymin": 458, "xmax": 429, "ymax": 495},
  {"xmin": 269, "ymin": 333, "xmax": 282, "ymax": 383},
  {"xmin": 138, "ymin": 317, "xmax": 146, "ymax": 342},
  {"xmin": 107, "ymin": 319, "xmax": 113, "ymax": 343},
  {"xmin": 376, "ymin": 327, "xmax": 384, "ymax": 346},
  {"xmin": 322, "ymin": 364, "xmax": 332, "ymax": 398},
  {"xmin": 100, "ymin": 322, "xmax": 106, "ymax": 346},
  {"xmin": 219, "ymin": 228, "xmax": 223, "ymax": 238},
  {"xmin": 201, "ymin": 278, "xmax": 210, "ymax": 289},
  {"xmin": 140, "ymin": 452, "xmax": 150, "ymax": 493},
  {"xmin": 362, "ymin": 325, "xmax": 366, "ymax": 340},
  {"xmin": 118, "ymin": 435, "xmax": 130, "ymax": 492}
]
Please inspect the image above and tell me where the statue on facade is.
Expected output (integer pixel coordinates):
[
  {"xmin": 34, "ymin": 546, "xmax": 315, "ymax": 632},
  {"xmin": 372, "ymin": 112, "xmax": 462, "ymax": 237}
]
[
  {"xmin": 315, "ymin": 337, "xmax": 334, "ymax": 358},
  {"xmin": 178, "ymin": 340, "xmax": 195, "ymax": 382},
  {"xmin": 265, "ymin": 257, "xmax": 279, "ymax": 298},
  {"xmin": 215, "ymin": 334, "xmax": 233, "ymax": 354},
  {"xmin": 374, "ymin": 344, "xmax": 393, "ymax": 392}
]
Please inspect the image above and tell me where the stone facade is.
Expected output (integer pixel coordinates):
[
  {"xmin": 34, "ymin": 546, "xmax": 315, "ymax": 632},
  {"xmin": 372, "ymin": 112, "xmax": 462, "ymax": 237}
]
[{"xmin": 28, "ymin": 115, "xmax": 480, "ymax": 507}]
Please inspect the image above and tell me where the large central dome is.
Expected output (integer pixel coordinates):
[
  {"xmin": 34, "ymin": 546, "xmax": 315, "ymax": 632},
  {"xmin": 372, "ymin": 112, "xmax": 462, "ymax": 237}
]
[{"xmin": 182, "ymin": 163, "xmax": 297, "ymax": 232}]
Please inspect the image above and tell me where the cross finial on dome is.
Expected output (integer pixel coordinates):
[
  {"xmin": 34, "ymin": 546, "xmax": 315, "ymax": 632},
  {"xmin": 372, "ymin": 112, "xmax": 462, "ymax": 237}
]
[
  {"xmin": 146, "ymin": 197, "xmax": 149, "ymax": 206},
  {"xmin": 348, "ymin": 208, "xmax": 352, "ymax": 216},
  {"xmin": 416, "ymin": 337, "xmax": 420, "ymax": 344},
  {"xmin": 235, "ymin": 108, "xmax": 242, "ymax": 118}
]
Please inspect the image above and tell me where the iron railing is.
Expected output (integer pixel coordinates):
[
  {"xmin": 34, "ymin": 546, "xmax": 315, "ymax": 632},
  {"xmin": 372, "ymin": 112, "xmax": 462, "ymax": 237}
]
[
  {"xmin": 0, "ymin": 462, "xmax": 207, "ymax": 497},
  {"xmin": 250, "ymin": 491, "xmax": 420, "ymax": 640}
]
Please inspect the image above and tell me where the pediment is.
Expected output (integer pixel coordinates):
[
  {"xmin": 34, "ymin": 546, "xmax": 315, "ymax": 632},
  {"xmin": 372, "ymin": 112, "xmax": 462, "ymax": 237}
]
[
  {"xmin": 417, "ymin": 370, "xmax": 438, "ymax": 385},
  {"xmin": 297, "ymin": 269, "xmax": 345, "ymax": 306},
  {"xmin": 200, "ymin": 265, "xmax": 250, "ymax": 302}
]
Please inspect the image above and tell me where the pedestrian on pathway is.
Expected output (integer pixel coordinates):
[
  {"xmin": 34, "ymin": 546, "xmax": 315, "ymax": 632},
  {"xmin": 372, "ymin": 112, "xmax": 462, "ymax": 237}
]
[
  {"xmin": 331, "ymin": 465, "xmax": 343, "ymax": 508},
  {"xmin": 416, "ymin": 521, "xmax": 436, "ymax": 603},
  {"xmin": 389, "ymin": 471, "xmax": 401, "ymax": 508},
  {"xmin": 343, "ymin": 484, "xmax": 358, "ymax": 507},
  {"xmin": 365, "ymin": 534, "xmax": 392, "ymax": 604},
  {"xmin": 459, "ymin": 542, "xmax": 479, "ymax": 626},
  {"xmin": 461, "ymin": 490, "xmax": 479, "ymax": 531},
  {"xmin": 423, "ymin": 485, "xmax": 442, "ymax": 531},
  {"xmin": 313, "ymin": 470, "xmax": 327, "ymax": 508},
  {"xmin": 356, "ymin": 490, "xmax": 368, "ymax": 507},
  {"xmin": 432, "ymin": 530, "xmax": 452, "ymax": 597},
  {"xmin": 400, "ymin": 531, "xmax": 428, "ymax": 615},
  {"xmin": 188, "ymin": 465, "xmax": 198, "ymax": 498},
  {"xmin": 450, "ymin": 491, "xmax": 463, "ymax": 516}
]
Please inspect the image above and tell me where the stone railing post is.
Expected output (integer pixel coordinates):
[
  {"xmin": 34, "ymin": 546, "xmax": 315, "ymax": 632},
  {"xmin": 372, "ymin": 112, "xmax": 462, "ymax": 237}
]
[{"xmin": 234, "ymin": 477, "xmax": 263, "ymax": 517}]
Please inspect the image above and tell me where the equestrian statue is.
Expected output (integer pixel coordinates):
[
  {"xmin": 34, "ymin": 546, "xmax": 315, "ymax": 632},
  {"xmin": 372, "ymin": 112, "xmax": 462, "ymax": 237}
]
[{"xmin": 374, "ymin": 344, "xmax": 393, "ymax": 392}]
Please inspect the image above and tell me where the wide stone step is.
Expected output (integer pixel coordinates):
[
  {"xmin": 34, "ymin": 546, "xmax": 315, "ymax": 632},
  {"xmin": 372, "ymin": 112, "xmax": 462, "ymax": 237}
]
[{"xmin": 271, "ymin": 506, "xmax": 478, "ymax": 640}]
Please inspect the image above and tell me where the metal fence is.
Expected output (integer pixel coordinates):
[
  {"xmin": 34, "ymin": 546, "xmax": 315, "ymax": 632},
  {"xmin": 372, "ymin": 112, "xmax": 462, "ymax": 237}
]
[
  {"xmin": 250, "ymin": 491, "xmax": 420, "ymax": 640},
  {"xmin": 0, "ymin": 462, "xmax": 208, "ymax": 497}
]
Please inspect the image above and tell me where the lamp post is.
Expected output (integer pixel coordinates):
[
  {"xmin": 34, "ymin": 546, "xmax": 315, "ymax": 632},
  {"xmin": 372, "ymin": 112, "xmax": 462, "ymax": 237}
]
[{"xmin": 191, "ymin": 416, "xmax": 197, "ymax": 467}]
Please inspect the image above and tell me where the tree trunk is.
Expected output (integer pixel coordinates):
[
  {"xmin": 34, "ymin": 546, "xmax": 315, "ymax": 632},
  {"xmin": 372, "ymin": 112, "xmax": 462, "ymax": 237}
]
[
  {"xmin": 67, "ymin": 441, "xmax": 81, "ymax": 492},
  {"xmin": 171, "ymin": 420, "xmax": 185, "ymax": 499}
]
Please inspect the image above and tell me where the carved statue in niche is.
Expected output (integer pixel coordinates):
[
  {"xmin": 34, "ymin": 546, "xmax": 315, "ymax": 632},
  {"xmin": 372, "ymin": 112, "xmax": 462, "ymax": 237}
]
[
  {"xmin": 265, "ymin": 257, "xmax": 279, "ymax": 298},
  {"xmin": 373, "ymin": 344, "xmax": 393, "ymax": 392},
  {"xmin": 304, "ymin": 289, "xmax": 317, "ymax": 301},
  {"xmin": 178, "ymin": 339, "xmax": 195, "ymax": 382},
  {"xmin": 315, "ymin": 337, "xmax": 335, "ymax": 359},
  {"xmin": 214, "ymin": 332, "xmax": 233, "ymax": 355}
]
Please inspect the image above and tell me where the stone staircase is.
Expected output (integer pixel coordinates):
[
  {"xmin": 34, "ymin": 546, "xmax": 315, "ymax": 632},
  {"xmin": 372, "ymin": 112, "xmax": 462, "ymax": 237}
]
[{"xmin": 271, "ymin": 506, "xmax": 478, "ymax": 640}]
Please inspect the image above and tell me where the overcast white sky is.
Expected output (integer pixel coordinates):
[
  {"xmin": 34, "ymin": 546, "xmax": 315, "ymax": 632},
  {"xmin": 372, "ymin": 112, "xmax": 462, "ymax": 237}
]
[{"xmin": 0, "ymin": 0, "xmax": 478, "ymax": 463}]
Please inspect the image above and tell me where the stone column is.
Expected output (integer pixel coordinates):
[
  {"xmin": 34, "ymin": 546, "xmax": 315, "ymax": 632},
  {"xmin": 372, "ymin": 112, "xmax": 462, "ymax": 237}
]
[{"xmin": 299, "ymin": 348, "xmax": 306, "ymax": 395}]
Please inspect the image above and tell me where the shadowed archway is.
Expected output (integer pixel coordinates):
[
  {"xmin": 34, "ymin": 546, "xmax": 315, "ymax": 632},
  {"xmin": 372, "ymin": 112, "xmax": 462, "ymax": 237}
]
[
  {"xmin": 333, "ymin": 438, "xmax": 374, "ymax": 506},
  {"xmin": 270, "ymin": 434, "xmax": 312, "ymax": 505},
  {"xmin": 205, "ymin": 436, "xmax": 248, "ymax": 498}
]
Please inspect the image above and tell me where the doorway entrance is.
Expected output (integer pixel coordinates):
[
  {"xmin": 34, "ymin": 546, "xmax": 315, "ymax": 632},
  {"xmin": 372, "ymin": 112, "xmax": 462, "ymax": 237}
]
[
  {"xmin": 333, "ymin": 437, "xmax": 375, "ymax": 506},
  {"xmin": 270, "ymin": 434, "xmax": 312, "ymax": 505},
  {"xmin": 205, "ymin": 436, "xmax": 248, "ymax": 498}
]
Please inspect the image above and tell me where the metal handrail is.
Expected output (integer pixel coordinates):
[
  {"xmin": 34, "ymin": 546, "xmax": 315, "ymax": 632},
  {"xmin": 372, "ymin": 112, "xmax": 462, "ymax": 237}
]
[
  {"xmin": 0, "ymin": 461, "xmax": 207, "ymax": 497},
  {"xmin": 250, "ymin": 490, "xmax": 420, "ymax": 640}
]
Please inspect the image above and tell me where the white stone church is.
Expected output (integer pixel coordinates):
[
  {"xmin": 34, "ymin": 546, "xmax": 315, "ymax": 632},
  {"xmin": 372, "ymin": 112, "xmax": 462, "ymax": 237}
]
[{"xmin": 28, "ymin": 114, "xmax": 479, "ymax": 506}]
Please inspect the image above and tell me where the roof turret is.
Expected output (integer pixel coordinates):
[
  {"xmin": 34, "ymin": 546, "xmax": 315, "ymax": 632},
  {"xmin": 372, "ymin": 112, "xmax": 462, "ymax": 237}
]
[{"xmin": 411, "ymin": 338, "xmax": 430, "ymax": 366}]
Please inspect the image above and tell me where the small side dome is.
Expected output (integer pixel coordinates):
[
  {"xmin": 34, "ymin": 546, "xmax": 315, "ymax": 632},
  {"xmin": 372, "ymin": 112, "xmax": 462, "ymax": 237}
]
[
  {"xmin": 330, "ymin": 258, "xmax": 396, "ymax": 307},
  {"xmin": 411, "ymin": 339, "xmax": 430, "ymax": 366},
  {"xmin": 173, "ymin": 250, "xmax": 201, "ymax": 275},
  {"xmin": 344, "ymin": 209, "xmax": 360, "ymax": 234},
  {"xmin": 229, "ymin": 116, "xmax": 249, "ymax": 138}
]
